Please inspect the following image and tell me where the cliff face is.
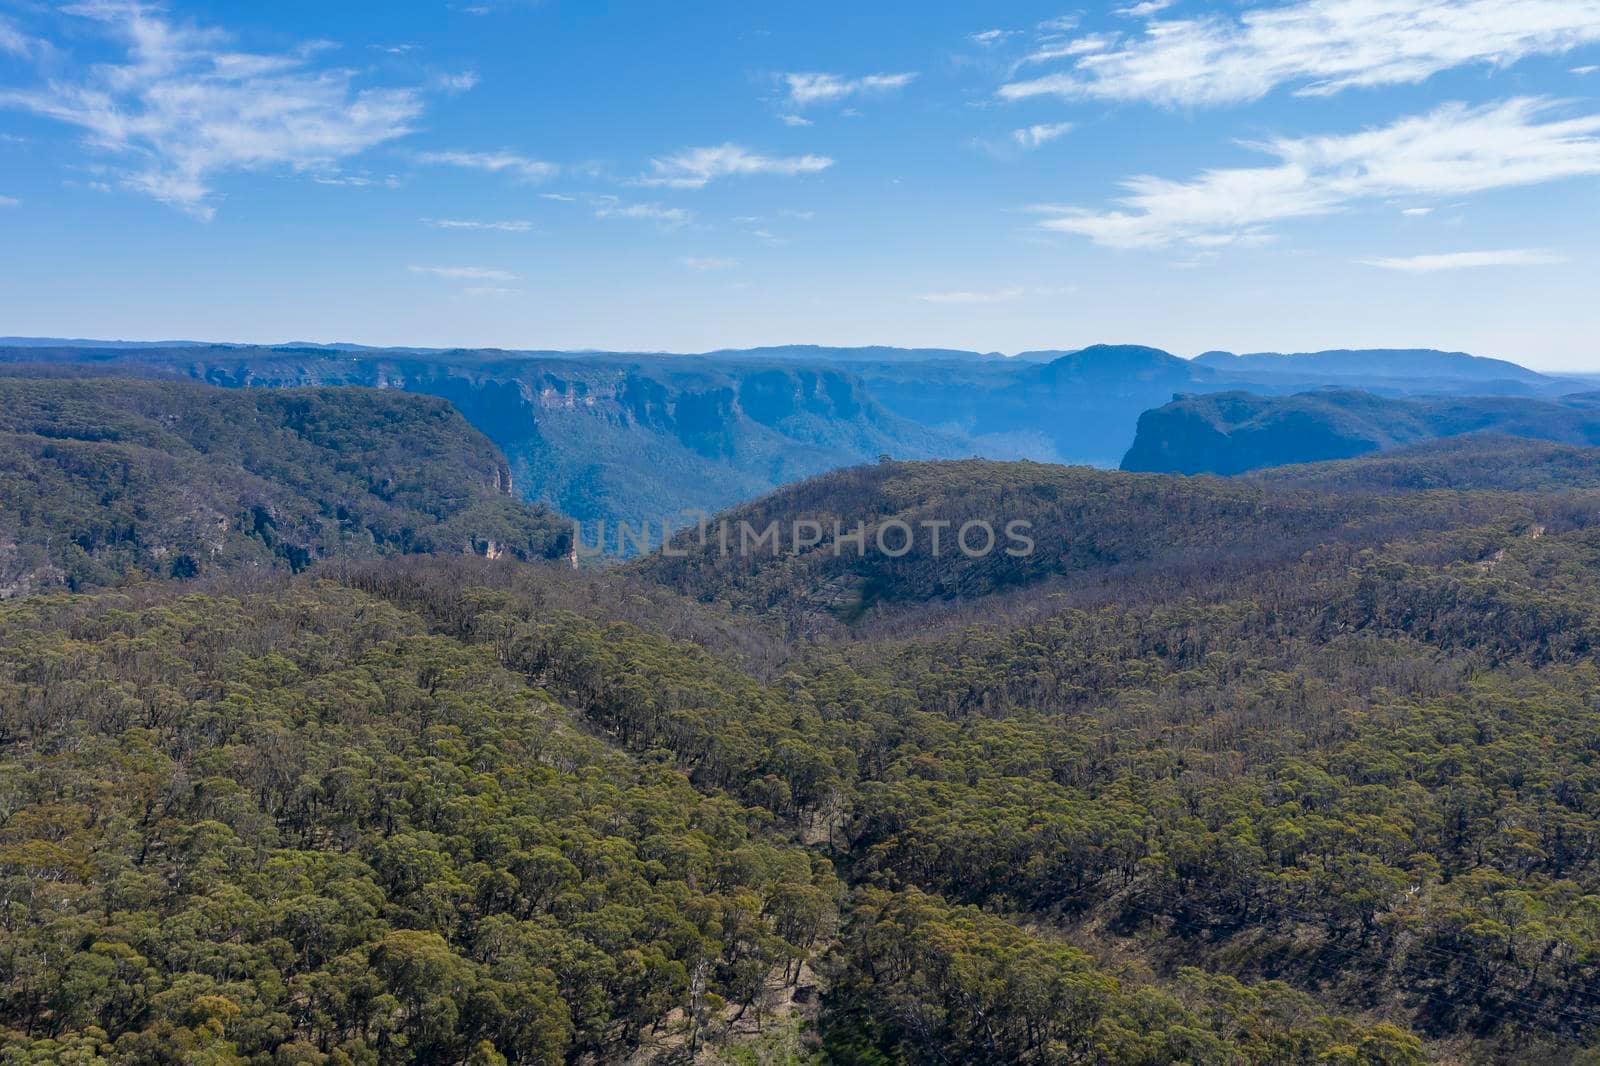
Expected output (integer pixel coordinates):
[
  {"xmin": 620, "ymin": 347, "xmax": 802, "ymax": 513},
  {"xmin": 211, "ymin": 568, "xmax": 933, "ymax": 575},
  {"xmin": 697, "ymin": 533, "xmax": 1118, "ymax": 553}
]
[{"xmin": 132, "ymin": 350, "xmax": 969, "ymax": 522}]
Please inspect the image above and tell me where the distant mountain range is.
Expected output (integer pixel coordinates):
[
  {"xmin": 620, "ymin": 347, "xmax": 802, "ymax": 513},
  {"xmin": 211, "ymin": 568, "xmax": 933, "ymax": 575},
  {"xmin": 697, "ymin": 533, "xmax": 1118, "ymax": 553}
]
[
  {"xmin": 1194, "ymin": 347, "xmax": 1559, "ymax": 387},
  {"xmin": 4, "ymin": 339, "xmax": 1592, "ymax": 520}
]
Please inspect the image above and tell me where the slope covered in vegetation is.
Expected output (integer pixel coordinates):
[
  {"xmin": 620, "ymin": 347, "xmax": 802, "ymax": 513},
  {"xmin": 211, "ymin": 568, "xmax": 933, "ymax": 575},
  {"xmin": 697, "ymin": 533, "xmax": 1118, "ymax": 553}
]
[
  {"xmin": 630, "ymin": 457, "xmax": 1531, "ymax": 634},
  {"xmin": 0, "ymin": 570, "xmax": 1429, "ymax": 1064},
  {"xmin": 1121, "ymin": 389, "xmax": 1600, "ymax": 475},
  {"xmin": 7, "ymin": 435, "xmax": 1600, "ymax": 1062},
  {"xmin": 0, "ymin": 376, "xmax": 568, "ymax": 597}
]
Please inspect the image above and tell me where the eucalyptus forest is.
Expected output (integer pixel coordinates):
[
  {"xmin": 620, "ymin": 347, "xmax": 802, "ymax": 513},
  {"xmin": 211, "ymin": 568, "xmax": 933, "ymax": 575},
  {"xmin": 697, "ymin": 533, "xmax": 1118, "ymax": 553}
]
[{"xmin": 3, "ymin": 378, "xmax": 1600, "ymax": 1063}]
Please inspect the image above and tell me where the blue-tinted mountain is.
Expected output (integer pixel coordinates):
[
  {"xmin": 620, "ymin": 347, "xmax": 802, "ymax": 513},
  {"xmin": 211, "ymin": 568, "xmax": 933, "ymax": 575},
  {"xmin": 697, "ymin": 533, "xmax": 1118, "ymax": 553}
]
[{"xmin": 1195, "ymin": 347, "xmax": 1578, "ymax": 393}]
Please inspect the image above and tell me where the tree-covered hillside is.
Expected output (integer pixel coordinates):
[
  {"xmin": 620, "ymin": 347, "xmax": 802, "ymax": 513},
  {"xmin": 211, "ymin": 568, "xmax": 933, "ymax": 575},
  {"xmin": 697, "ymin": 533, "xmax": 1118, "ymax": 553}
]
[
  {"xmin": 0, "ymin": 376, "xmax": 568, "ymax": 597},
  {"xmin": 1249, "ymin": 435, "xmax": 1600, "ymax": 493},
  {"xmin": 629, "ymin": 457, "xmax": 1534, "ymax": 635},
  {"xmin": 7, "ymin": 432, "xmax": 1600, "ymax": 1062},
  {"xmin": 1121, "ymin": 389, "xmax": 1600, "ymax": 475},
  {"xmin": 0, "ymin": 569, "xmax": 1426, "ymax": 1065}
]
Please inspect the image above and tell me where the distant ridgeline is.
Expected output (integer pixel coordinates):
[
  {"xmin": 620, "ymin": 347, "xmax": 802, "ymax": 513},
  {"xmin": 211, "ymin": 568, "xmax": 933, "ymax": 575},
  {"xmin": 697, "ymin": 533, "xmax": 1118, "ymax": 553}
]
[
  {"xmin": 3, "ymin": 340, "xmax": 1588, "ymax": 524},
  {"xmin": 1122, "ymin": 389, "xmax": 1600, "ymax": 475},
  {"xmin": 0, "ymin": 375, "xmax": 568, "ymax": 597}
]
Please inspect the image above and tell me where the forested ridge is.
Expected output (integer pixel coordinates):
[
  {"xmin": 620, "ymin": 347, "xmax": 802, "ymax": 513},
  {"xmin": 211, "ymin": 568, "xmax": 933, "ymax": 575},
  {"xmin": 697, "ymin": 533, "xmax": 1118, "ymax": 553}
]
[
  {"xmin": 0, "ymin": 376, "xmax": 569, "ymax": 598},
  {"xmin": 5, "ymin": 432, "xmax": 1600, "ymax": 1062}
]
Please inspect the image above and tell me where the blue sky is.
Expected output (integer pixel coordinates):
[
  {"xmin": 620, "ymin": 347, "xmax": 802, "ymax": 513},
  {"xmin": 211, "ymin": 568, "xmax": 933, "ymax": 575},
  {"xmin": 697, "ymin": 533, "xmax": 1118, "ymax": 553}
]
[{"xmin": 1, "ymin": 0, "xmax": 1598, "ymax": 369}]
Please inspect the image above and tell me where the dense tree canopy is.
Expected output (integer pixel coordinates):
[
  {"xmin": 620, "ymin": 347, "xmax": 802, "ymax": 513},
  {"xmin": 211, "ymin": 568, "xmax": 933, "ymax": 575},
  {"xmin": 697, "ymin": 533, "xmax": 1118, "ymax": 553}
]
[
  {"xmin": 0, "ymin": 376, "xmax": 568, "ymax": 598},
  {"xmin": 7, "ymin": 437, "xmax": 1600, "ymax": 1062}
]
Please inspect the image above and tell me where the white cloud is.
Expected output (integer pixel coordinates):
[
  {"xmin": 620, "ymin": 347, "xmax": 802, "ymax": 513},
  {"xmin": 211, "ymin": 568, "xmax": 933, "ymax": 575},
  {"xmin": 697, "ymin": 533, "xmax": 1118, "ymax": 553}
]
[
  {"xmin": 313, "ymin": 172, "xmax": 399, "ymax": 188},
  {"xmin": 783, "ymin": 71, "xmax": 917, "ymax": 108},
  {"xmin": 682, "ymin": 256, "xmax": 738, "ymax": 271},
  {"xmin": 918, "ymin": 287, "xmax": 1028, "ymax": 304},
  {"xmin": 540, "ymin": 192, "xmax": 576, "ymax": 201},
  {"xmin": 640, "ymin": 143, "xmax": 833, "ymax": 189},
  {"xmin": 0, "ymin": 195, "xmax": 18, "ymax": 207},
  {"xmin": 1038, "ymin": 16, "xmax": 1080, "ymax": 32},
  {"xmin": 1117, "ymin": 0, "xmax": 1176, "ymax": 15},
  {"xmin": 594, "ymin": 201, "xmax": 691, "ymax": 226},
  {"xmin": 417, "ymin": 150, "xmax": 556, "ymax": 181},
  {"xmin": 409, "ymin": 265, "xmax": 518, "ymax": 280},
  {"xmin": 0, "ymin": 15, "xmax": 35, "ymax": 56},
  {"xmin": 1362, "ymin": 248, "xmax": 1567, "ymax": 271},
  {"xmin": 422, "ymin": 218, "xmax": 533, "ymax": 231},
  {"xmin": 1575, "ymin": 64, "xmax": 1600, "ymax": 74},
  {"xmin": 971, "ymin": 28, "xmax": 1019, "ymax": 46},
  {"xmin": 1034, "ymin": 98, "xmax": 1600, "ymax": 248},
  {"xmin": 0, "ymin": 1, "xmax": 424, "ymax": 219},
  {"xmin": 1014, "ymin": 34, "xmax": 1122, "ymax": 70},
  {"xmin": 436, "ymin": 71, "xmax": 479, "ymax": 93},
  {"xmin": 779, "ymin": 113, "xmax": 813, "ymax": 127},
  {"xmin": 1000, "ymin": 0, "xmax": 1600, "ymax": 107},
  {"xmin": 917, "ymin": 285, "xmax": 1074, "ymax": 303},
  {"xmin": 1400, "ymin": 205, "xmax": 1434, "ymax": 215},
  {"xmin": 1013, "ymin": 121, "xmax": 1075, "ymax": 148}
]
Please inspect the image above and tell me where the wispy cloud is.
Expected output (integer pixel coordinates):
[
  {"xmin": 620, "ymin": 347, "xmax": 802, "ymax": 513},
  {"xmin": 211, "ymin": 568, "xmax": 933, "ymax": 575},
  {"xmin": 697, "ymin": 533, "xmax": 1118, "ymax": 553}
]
[
  {"xmin": 0, "ymin": 15, "xmax": 36, "ymax": 56},
  {"xmin": 540, "ymin": 192, "xmax": 576, "ymax": 202},
  {"xmin": 1000, "ymin": 0, "xmax": 1600, "ymax": 107},
  {"xmin": 1013, "ymin": 34, "xmax": 1122, "ymax": 71},
  {"xmin": 0, "ymin": 1, "xmax": 425, "ymax": 219},
  {"xmin": 1117, "ymin": 0, "xmax": 1176, "ymax": 16},
  {"xmin": 779, "ymin": 114, "xmax": 813, "ymax": 127},
  {"xmin": 783, "ymin": 71, "xmax": 917, "ymax": 108},
  {"xmin": 1033, "ymin": 98, "xmax": 1600, "ymax": 248},
  {"xmin": 918, "ymin": 287, "xmax": 1029, "ymax": 304},
  {"xmin": 313, "ymin": 173, "xmax": 399, "ymax": 188},
  {"xmin": 1575, "ymin": 64, "xmax": 1600, "ymax": 74},
  {"xmin": 409, "ymin": 265, "xmax": 518, "ymax": 280},
  {"xmin": 594, "ymin": 201, "xmax": 691, "ymax": 226},
  {"xmin": 417, "ymin": 150, "xmax": 556, "ymax": 181},
  {"xmin": 1362, "ymin": 248, "xmax": 1566, "ymax": 271},
  {"xmin": 1400, "ymin": 206, "xmax": 1434, "ymax": 215},
  {"xmin": 422, "ymin": 218, "xmax": 533, "ymax": 231},
  {"xmin": 640, "ymin": 144, "xmax": 832, "ymax": 189},
  {"xmin": 435, "ymin": 71, "xmax": 480, "ymax": 93},
  {"xmin": 1013, "ymin": 122, "xmax": 1074, "ymax": 148},
  {"xmin": 0, "ymin": 195, "xmax": 18, "ymax": 207},
  {"xmin": 682, "ymin": 256, "xmax": 738, "ymax": 271},
  {"xmin": 971, "ymin": 28, "xmax": 1020, "ymax": 46},
  {"xmin": 917, "ymin": 285, "xmax": 1073, "ymax": 304}
]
